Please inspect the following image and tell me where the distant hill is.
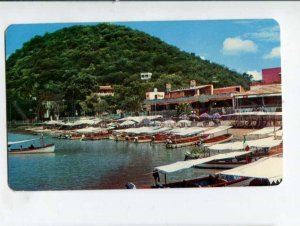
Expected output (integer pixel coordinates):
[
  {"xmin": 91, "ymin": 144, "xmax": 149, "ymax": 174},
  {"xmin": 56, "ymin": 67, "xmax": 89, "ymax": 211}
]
[{"xmin": 6, "ymin": 23, "xmax": 251, "ymax": 119}]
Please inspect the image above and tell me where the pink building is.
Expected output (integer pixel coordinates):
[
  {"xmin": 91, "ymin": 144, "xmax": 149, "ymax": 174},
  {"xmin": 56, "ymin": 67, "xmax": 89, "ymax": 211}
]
[{"xmin": 262, "ymin": 67, "xmax": 281, "ymax": 84}]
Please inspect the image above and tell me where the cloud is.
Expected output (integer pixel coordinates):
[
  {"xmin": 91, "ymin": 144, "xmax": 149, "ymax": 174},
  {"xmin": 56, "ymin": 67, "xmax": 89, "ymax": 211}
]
[
  {"xmin": 247, "ymin": 70, "xmax": 262, "ymax": 81},
  {"xmin": 263, "ymin": 46, "xmax": 281, "ymax": 59},
  {"xmin": 222, "ymin": 37, "xmax": 258, "ymax": 55},
  {"xmin": 244, "ymin": 25, "xmax": 280, "ymax": 42}
]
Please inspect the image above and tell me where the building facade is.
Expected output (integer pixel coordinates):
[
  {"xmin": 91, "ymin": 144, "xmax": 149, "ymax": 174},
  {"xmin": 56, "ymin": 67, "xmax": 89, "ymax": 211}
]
[
  {"xmin": 144, "ymin": 80, "xmax": 245, "ymax": 115},
  {"xmin": 98, "ymin": 85, "xmax": 114, "ymax": 97},
  {"xmin": 262, "ymin": 67, "xmax": 281, "ymax": 84}
]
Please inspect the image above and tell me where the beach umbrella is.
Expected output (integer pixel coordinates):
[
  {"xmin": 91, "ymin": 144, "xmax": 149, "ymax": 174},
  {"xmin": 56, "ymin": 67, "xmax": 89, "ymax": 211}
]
[
  {"xmin": 199, "ymin": 113, "xmax": 211, "ymax": 119},
  {"xmin": 212, "ymin": 113, "xmax": 222, "ymax": 119}
]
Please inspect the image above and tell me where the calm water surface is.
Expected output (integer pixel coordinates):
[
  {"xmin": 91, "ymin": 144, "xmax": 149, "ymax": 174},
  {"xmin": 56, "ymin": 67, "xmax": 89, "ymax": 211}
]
[{"xmin": 8, "ymin": 132, "xmax": 218, "ymax": 191}]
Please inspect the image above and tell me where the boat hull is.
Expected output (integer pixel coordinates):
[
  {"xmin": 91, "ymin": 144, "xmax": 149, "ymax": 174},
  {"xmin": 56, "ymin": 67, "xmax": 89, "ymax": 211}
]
[
  {"xmin": 166, "ymin": 136, "xmax": 201, "ymax": 148},
  {"xmin": 195, "ymin": 161, "xmax": 248, "ymax": 169},
  {"xmin": 203, "ymin": 134, "xmax": 233, "ymax": 146},
  {"xmin": 9, "ymin": 144, "xmax": 55, "ymax": 154}
]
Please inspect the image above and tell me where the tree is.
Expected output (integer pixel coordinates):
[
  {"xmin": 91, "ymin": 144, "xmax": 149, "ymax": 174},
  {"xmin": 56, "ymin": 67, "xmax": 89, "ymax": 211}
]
[
  {"xmin": 79, "ymin": 93, "xmax": 109, "ymax": 116},
  {"xmin": 175, "ymin": 103, "xmax": 193, "ymax": 117},
  {"xmin": 6, "ymin": 23, "xmax": 251, "ymax": 120}
]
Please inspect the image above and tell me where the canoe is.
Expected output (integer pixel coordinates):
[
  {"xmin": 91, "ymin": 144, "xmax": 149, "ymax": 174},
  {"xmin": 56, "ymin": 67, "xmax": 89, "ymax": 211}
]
[{"xmin": 9, "ymin": 144, "xmax": 55, "ymax": 154}]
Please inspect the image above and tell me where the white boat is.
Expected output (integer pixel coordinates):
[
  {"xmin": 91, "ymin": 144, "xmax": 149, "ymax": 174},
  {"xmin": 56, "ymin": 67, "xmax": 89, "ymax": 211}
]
[
  {"xmin": 218, "ymin": 155, "xmax": 283, "ymax": 186},
  {"xmin": 8, "ymin": 138, "xmax": 55, "ymax": 154}
]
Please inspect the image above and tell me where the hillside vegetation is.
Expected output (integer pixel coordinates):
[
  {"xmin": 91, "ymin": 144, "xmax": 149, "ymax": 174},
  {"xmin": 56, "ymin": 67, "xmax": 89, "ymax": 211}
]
[{"xmin": 6, "ymin": 23, "xmax": 252, "ymax": 119}]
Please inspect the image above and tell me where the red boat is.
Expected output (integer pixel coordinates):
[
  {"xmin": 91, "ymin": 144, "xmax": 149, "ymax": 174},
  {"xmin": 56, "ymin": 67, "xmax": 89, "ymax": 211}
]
[
  {"xmin": 151, "ymin": 133, "xmax": 169, "ymax": 143},
  {"xmin": 203, "ymin": 133, "xmax": 233, "ymax": 146},
  {"xmin": 125, "ymin": 135, "xmax": 153, "ymax": 143},
  {"xmin": 82, "ymin": 131, "xmax": 111, "ymax": 141},
  {"xmin": 166, "ymin": 135, "xmax": 202, "ymax": 148}
]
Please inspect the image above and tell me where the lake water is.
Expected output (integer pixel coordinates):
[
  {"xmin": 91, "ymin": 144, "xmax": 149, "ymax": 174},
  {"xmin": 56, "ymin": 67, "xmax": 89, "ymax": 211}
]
[{"xmin": 8, "ymin": 132, "xmax": 219, "ymax": 191}]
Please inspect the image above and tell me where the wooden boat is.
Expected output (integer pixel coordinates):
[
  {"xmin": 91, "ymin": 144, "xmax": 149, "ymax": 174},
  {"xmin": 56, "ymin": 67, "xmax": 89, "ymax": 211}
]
[
  {"xmin": 203, "ymin": 133, "xmax": 233, "ymax": 146},
  {"xmin": 69, "ymin": 133, "xmax": 83, "ymax": 140},
  {"xmin": 151, "ymin": 133, "xmax": 169, "ymax": 143},
  {"xmin": 133, "ymin": 135, "xmax": 153, "ymax": 143},
  {"xmin": 82, "ymin": 131, "xmax": 111, "ymax": 141},
  {"xmin": 8, "ymin": 138, "xmax": 55, "ymax": 154},
  {"xmin": 166, "ymin": 135, "xmax": 202, "ymax": 148},
  {"xmin": 194, "ymin": 156, "xmax": 252, "ymax": 169},
  {"xmin": 152, "ymin": 175, "xmax": 253, "ymax": 188}
]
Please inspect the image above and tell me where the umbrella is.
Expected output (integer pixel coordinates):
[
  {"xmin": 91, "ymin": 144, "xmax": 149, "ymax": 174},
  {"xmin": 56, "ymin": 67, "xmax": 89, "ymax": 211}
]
[
  {"xmin": 212, "ymin": 113, "xmax": 222, "ymax": 119},
  {"xmin": 199, "ymin": 113, "xmax": 211, "ymax": 119}
]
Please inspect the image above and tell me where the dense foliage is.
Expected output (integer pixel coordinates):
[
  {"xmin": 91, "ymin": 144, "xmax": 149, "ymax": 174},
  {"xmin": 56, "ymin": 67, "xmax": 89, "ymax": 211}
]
[{"xmin": 6, "ymin": 23, "xmax": 252, "ymax": 120}]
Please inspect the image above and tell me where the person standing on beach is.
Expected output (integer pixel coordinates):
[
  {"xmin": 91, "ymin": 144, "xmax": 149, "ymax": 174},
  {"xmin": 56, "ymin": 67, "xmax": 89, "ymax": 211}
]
[{"xmin": 152, "ymin": 169, "xmax": 160, "ymax": 186}]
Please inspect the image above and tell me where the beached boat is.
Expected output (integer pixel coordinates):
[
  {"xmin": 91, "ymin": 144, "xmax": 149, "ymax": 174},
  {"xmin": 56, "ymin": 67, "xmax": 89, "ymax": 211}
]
[
  {"xmin": 8, "ymin": 138, "xmax": 55, "ymax": 154},
  {"xmin": 83, "ymin": 133, "xmax": 110, "ymax": 141},
  {"xmin": 146, "ymin": 154, "xmax": 282, "ymax": 189},
  {"xmin": 153, "ymin": 174, "xmax": 252, "ymax": 188},
  {"xmin": 151, "ymin": 133, "xmax": 169, "ymax": 143},
  {"xmin": 165, "ymin": 127, "xmax": 208, "ymax": 148},
  {"xmin": 218, "ymin": 155, "xmax": 283, "ymax": 186},
  {"xmin": 132, "ymin": 135, "xmax": 153, "ymax": 143},
  {"xmin": 203, "ymin": 133, "xmax": 233, "ymax": 146},
  {"xmin": 120, "ymin": 127, "xmax": 172, "ymax": 143},
  {"xmin": 208, "ymin": 136, "xmax": 283, "ymax": 153},
  {"xmin": 166, "ymin": 135, "xmax": 202, "ymax": 148}
]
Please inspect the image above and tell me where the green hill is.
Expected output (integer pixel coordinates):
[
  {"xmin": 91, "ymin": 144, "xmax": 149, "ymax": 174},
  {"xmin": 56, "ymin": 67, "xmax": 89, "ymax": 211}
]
[{"xmin": 6, "ymin": 23, "xmax": 252, "ymax": 119}]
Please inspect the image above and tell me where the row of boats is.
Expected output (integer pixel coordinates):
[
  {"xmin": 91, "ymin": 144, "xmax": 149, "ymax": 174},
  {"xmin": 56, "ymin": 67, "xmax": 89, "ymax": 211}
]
[
  {"xmin": 108, "ymin": 126, "xmax": 233, "ymax": 148},
  {"xmin": 147, "ymin": 154, "xmax": 283, "ymax": 188},
  {"xmin": 124, "ymin": 126, "xmax": 283, "ymax": 188}
]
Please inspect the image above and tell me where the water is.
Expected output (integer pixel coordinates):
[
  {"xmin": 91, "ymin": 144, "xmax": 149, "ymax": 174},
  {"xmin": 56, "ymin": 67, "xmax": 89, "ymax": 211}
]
[{"xmin": 8, "ymin": 132, "xmax": 219, "ymax": 191}]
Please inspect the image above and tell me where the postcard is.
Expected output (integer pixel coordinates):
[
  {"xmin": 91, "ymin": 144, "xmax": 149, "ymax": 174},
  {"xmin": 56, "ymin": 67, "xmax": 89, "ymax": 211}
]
[{"xmin": 6, "ymin": 19, "xmax": 282, "ymax": 191}]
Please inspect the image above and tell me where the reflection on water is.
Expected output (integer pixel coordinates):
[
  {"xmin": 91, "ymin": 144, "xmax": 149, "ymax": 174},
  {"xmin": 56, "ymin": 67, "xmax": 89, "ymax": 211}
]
[{"xmin": 8, "ymin": 132, "xmax": 219, "ymax": 191}]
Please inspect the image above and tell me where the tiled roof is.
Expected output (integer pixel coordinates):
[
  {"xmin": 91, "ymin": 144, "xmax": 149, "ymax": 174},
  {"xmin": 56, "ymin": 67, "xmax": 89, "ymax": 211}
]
[
  {"xmin": 169, "ymin": 84, "xmax": 212, "ymax": 93},
  {"xmin": 236, "ymin": 84, "xmax": 281, "ymax": 96}
]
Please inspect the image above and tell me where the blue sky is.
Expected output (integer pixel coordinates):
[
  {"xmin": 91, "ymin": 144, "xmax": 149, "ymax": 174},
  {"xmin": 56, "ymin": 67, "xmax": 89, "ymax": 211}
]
[{"xmin": 6, "ymin": 19, "xmax": 280, "ymax": 80}]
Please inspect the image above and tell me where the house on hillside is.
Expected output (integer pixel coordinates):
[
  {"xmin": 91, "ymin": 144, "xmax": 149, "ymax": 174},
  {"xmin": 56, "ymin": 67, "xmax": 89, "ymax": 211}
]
[{"xmin": 98, "ymin": 85, "xmax": 114, "ymax": 97}]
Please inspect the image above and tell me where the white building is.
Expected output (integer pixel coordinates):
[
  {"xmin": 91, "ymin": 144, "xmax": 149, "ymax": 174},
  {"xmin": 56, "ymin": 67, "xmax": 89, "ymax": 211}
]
[
  {"xmin": 141, "ymin": 72, "xmax": 152, "ymax": 80},
  {"xmin": 145, "ymin": 88, "xmax": 165, "ymax": 100}
]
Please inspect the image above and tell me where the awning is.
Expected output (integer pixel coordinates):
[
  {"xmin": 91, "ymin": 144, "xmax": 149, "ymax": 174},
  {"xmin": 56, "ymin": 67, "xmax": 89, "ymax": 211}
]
[
  {"xmin": 171, "ymin": 127, "xmax": 208, "ymax": 136},
  {"xmin": 8, "ymin": 138, "xmax": 40, "ymax": 146},
  {"xmin": 247, "ymin": 127, "xmax": 280, "ymax": 136},
  {"xmin": 75, "ymin": 127, "xmax": 105, "ymax": 134},
  {"xmin": 203, "ymin": 126, "xmax": 232, "ymax": 135},
  {"xmin": 208, "ymin": 137, "xmax": 282, "ymax": 151},
  {"xmin": 219, "ymin": 156, "xmax": 283, "ymax": 184},
  {"xmin": 247, "ymin": 137, "xmax": 282, "ymax": 148},
  {"xmin": 119, "ymin": 120, "xmax": 136, "ymax": 126},
  {"xmin": 155, "ymin": 151, "xmax": 251, "ymax": 173},
  {"xmin": 223, "ymin": 112, "xmax": 282, "ymax": 117}
]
